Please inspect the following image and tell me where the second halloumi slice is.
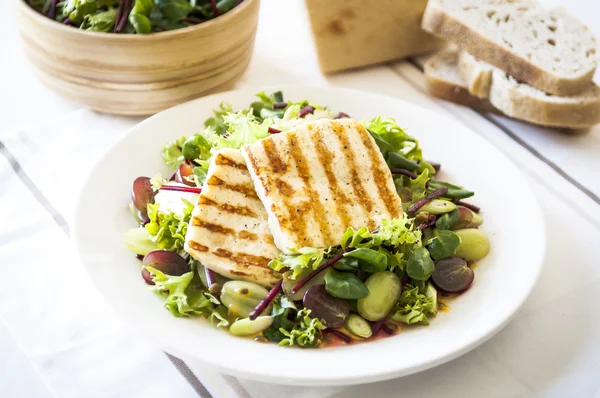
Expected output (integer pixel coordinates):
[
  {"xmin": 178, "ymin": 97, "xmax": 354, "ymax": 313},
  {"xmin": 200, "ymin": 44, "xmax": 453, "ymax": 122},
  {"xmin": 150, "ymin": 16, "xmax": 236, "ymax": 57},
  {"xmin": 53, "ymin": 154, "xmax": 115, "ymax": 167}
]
[
  {"xmin": 242, "ymin": 118, "xmax": 403, "ymax": 253},
  {"xmin": 184, "ymin": 148, "xmax": 281, "ymax": 287}
]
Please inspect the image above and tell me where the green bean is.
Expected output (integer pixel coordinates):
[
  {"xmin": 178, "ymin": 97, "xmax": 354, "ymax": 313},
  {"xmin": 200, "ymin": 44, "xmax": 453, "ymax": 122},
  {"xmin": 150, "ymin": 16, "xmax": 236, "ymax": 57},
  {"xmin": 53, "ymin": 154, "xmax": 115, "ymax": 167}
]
[{"xmin": 387, "ymin": 152, "xmax": 420, "ymax": 172}]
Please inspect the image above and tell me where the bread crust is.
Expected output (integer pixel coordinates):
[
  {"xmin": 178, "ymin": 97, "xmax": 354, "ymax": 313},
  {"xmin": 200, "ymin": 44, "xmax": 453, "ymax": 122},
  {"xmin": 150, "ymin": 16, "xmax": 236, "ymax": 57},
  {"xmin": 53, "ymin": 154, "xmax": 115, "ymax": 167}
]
[
  {"xmin": 489, "ymin": 70, "xmax": 600, "ymax": 129},
  {"xmin": 306, "ymin": 0, "xmax": 444, "ymax": 73}
]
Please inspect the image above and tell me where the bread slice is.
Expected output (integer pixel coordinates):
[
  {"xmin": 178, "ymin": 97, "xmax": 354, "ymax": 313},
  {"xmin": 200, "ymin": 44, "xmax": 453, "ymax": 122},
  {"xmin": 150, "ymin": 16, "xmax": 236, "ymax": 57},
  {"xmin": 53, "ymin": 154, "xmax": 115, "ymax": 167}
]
[
  {"xmin": 305, "ymin": 0, "xmax": 444, "ymax": 73},
  {"xmin": 426, "ymin": 50, "xmax": 600, "ymax": 129},
  {"xmin": 422, "ymin": 0, "xmax": 600, "ymax": 96},
  {"xmin": 459, "ymin": 51, "xmax": 493, "ymax": 98},
  {"xmin": 424, "ymin": 50, "xmax": 497, "ymax": 113},
  {"xmin": 489, "ymin": 68, "xmax": 600, "ymax": 129}
]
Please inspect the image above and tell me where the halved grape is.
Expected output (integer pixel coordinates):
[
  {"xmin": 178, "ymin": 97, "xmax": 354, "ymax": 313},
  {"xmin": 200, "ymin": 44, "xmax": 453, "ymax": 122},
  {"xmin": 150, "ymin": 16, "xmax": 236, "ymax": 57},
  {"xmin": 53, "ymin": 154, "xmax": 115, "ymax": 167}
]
[
  {"xmin": 141, "ymin": 268, "xmax": 154, "ymax": 285},
  {"xmin": 303, "ymin": 285, "xmax": 349, "ymax": 328},
  {"xmin": 132, "ymin": 177, "xmax": 155, "ymax": 212},
  {"xmin": 452, "ymin": 207, "xmax": 483, "ymax": 230},
  {"xmin": 431, "ymin": 258, "xmax": 474, "ymax": 293},
  {"xmin": 142, "ymin": 250, "xmax": 189, "ymax": 277},
  {"xmin": 282, "ymin": 268, "xmax": 330, "ymax": 301},
  {"xmin": 176, "ymin": 163, "xmax": 196, "ymax": 187}
]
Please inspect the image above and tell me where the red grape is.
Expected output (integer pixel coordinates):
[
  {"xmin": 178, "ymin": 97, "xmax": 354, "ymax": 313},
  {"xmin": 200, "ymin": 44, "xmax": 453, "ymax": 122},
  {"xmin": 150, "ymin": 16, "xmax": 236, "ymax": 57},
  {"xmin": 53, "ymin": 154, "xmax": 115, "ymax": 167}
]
[
  {"xmin": 132, "ymin": 177, "xmax": 155, "ymax": 213},
  {"xmin": 142, "ymin": 250, "xmax": 190, "ymax": 282},
  {"xmin": 303, "ymin": 285, "xmax": 349, "ymax": 328},
  {"xmin": 431, "ymin": 258, "xmax": 474, "ymax": 293}
]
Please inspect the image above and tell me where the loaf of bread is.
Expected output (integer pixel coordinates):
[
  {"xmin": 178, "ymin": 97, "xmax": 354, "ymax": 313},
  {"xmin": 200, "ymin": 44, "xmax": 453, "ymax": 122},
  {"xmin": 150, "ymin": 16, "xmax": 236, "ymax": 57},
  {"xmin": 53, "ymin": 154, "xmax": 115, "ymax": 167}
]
[
  {"xmin": 422, "ymin": 0, "xmax": 600, "ymax": 96},
  {"xmin": 305, "ymin": 0, "xmax": 444, "ymax": 73}
]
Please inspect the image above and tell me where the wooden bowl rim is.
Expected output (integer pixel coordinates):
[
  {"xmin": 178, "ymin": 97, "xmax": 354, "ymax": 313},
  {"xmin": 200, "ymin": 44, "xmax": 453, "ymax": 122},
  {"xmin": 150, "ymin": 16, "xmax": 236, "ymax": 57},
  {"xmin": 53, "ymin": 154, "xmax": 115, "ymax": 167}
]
[{"xmin": 14, "ymin": 0, "xmax": 257, "ymax": 41}]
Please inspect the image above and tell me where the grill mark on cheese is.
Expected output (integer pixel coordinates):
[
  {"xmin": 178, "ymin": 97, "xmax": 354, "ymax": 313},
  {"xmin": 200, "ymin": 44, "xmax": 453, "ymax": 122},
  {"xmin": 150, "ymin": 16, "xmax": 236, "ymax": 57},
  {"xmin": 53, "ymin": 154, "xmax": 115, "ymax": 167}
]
[
  {"xmin": 332, "ymin": 121, "xmax": 376, "ymax": 229},
  {"xmin": 262, "ymin": 138, "xmax": 287, "ymax": 173},
  {"xmin": 311, "ymin": 127, "xmax": 352, "ymax": 228},
  {"xmin": 198, "ymin": 196, "xmax": 257, "ymax": 218},
  {"xmin": 263, "ymin": 234, "xmax": 275, "ymax": 245},
  {"xmin": 238, "ymin": 231, "xmax": 259, "ymax": 241},
  {"xmin": 287, "ymin": 132, "xmax": 333, "ymax": 242},
  {"xmin": 191, "ymin": 218, "xmax": 261, "ymax": 241},
  {"xmin": 249, "ymin": 141, "xmax": 312, "ymax": 247},
  {"xmin": 206, "ymin": 175, "xmax": 259, "ymax": 199},
  {"xmin": 191, "ymin": 218, "xmax": 234, "ymax": 234},
  {"xmin": 188, "ymin": 241, "xmax": 209, "ymax": 252},
  {"xmin": 355, "ymin": 124, "xmax": 403, "ymax": 218},
  {"xmin": 215, "ymin": 153, "xmax": 247, "ymax": 170},
  {"xmin": 213, "ymin": 248, "xmax": 272, "ymax": 269}
]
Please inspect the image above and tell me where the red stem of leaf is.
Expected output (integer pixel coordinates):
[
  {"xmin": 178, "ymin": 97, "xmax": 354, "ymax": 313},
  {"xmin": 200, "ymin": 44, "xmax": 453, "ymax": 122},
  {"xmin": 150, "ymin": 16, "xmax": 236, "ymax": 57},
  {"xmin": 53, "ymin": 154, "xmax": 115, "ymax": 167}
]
[
  {"xmin": 209, "ymin": 0, "xmax": 220, "ymax": 16},
  {"xmin": 183, "ymin": 17, "xmax": 204, "ymax": 24},
  {"xmin": 115, "ymin": 0, "xmax": 133, "ymax": 33},
  {"xmin": 299, "ymin": 105, "xmax": 315, "ymax": 118},
  {"xmin": 204, "ymin": 267, "xmax": 221, "ymax": 295},
  {"xmin": 268, "ymin": 127, "xmax": 282, "ymax": 134},
  {"xmin": 371, "ymin": 319, "xmax": 385, "ymax": 335},
  {"xmin": 407, "ymin": 187, "xmax": 448, "ymax": 215},
  {"xmin": 381, "ymin": 323, "xmax": 395, "ymax": 335},
  {"xmin": 453, "ymin": 200, "xmax": 481, "ymax": 213},
  {"xmin": 389, "ymin": 168, "xmax": 418, "ymax": 179},
  {"xmin": 249, "ymin": 280, "xmax": 283, "ymax": 320},
  {"xmin": 291, "ymin": 249, "xmax": 351, "ymax": 294},
  {"xmin": 47, "ymin": 0, "xmax": 59, "ymax": 19},
  {"xmin": 328, "ymin": 329, "xmax": 352, "ymax": 343},
  {"xmin": 416, "ymin": 215, "xmax": 437, "ymax": 231},
  {"xmin": 159, "ymin": 185, "xmax": 202, "ymax": 194}
]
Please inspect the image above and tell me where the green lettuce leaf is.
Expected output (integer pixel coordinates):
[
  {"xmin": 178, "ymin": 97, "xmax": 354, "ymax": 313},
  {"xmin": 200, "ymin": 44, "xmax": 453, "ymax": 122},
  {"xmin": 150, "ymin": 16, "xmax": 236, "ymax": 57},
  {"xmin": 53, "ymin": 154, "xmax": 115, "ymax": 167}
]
[
  {"xmin": 391, "ymin": 284, "xmax": 436, "ymax": 325},
  {"xmin": 279, "ymin": 308, "xmax": 327, "ymax": 348},
  {"xmin": 147, "ymin": 267, "xmax": 229, "ymax": 326},
  {"xmin": 161, "ymin": 136, "xmax": 187, "ymax": 170},
  {"xmin": 145, "ymin": 198, "xmax": 193, "ymax": 252},
  {"xmin": 204, "ymin": 101, "xmax": 234, "ymax": 135},
  {"xmin": 367, "ymin": 117, "xmax": 434, "ymax": 175},
  {"xmin": 269, "ymin": 247, "xmax": 328, "ymax": 280},
  {"xmin": 340, "ymin": 216, "xmax": 422, "ymax": 250},
  {"xmin": 208, "ymin": 110, "xmax": 270, "ymax": 150}
]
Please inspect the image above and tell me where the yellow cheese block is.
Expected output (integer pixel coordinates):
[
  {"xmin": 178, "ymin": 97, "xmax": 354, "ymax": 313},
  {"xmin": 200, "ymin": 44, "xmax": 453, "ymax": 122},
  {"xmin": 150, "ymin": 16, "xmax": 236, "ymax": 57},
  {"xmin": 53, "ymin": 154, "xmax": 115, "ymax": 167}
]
[{"xmin": 305, "ymin": 0, "xmax": 444, "ymax": 73}]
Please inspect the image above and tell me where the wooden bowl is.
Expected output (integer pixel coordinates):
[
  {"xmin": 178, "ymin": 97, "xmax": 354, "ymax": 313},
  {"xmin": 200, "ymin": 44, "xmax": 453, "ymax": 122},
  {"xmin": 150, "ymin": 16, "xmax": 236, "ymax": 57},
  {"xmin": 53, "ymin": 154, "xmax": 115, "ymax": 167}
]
[{"xmin": 14, "ymin": 0, "xmax": 260, "ymax": 115}]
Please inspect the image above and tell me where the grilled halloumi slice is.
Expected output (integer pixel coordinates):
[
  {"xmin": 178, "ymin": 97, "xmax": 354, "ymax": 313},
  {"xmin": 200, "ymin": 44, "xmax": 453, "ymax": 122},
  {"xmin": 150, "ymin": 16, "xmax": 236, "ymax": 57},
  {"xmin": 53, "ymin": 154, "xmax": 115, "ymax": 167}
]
[
  {"xmin": 184, "ymin": 148, "xmax": 281, "ymax": 287},
  {"xmin": 242, "ymin": 119, "xmax": 403, "ymax": 253}
]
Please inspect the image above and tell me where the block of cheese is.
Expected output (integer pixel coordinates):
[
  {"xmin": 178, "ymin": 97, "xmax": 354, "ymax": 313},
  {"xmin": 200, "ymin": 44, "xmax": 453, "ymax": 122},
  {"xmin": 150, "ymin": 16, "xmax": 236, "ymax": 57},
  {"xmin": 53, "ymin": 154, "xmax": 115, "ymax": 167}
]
[{"xmin": 305, "ymin": 0, "xmax": 445, "ymax": 73}]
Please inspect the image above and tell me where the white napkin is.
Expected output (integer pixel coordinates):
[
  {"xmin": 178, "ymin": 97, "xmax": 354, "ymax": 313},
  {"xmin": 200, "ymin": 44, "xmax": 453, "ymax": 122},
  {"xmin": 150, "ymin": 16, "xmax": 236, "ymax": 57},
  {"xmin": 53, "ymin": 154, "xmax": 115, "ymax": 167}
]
[{"xmin": 2, "ymin": 108, "xmax": 600, "ymax": 398}]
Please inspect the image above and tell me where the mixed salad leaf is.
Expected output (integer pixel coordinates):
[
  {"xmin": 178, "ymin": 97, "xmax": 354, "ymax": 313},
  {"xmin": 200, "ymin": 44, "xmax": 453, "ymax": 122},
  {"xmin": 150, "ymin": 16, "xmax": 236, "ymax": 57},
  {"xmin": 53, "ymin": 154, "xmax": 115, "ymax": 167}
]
[
  {"xmin": 124, "ymin": 90, "xmax": 490, "ymax": 348},
  {"xmin": 26, "ymin": 0, "xmax": 244, "ymax": 33}
]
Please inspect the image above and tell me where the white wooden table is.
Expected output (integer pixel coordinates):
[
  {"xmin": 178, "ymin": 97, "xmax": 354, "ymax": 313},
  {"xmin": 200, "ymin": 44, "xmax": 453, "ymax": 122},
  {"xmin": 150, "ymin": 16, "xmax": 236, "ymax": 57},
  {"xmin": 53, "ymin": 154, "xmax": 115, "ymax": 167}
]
[{"xmin": 2, "ymin": 1, "xmax": 600, "ymax": 397}]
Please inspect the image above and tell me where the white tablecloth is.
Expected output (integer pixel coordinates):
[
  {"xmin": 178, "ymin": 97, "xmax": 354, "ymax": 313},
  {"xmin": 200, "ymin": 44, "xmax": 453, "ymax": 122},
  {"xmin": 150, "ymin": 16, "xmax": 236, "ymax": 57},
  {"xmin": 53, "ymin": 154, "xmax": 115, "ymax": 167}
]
[{"xmin": 2, "ymin": 0, "xmax": 600, "ymax": 397}]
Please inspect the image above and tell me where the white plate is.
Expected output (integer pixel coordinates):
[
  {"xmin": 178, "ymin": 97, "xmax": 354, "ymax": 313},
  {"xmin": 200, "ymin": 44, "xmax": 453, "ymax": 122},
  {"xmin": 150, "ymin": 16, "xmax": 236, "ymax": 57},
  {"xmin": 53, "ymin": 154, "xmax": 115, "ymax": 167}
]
[{"xmin": 73, "ymin": 86, "xmax": 545, "ymax": 386}]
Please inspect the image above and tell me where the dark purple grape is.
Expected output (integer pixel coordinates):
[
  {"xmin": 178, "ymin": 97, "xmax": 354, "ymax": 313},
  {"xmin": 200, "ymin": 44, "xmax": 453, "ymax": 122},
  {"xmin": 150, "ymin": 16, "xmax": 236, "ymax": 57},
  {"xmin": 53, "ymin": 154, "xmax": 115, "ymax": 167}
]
[
  {"xmin": 141, "ymin": 268, "xmax": 155, "ymax": 285},
  {"xmin": 431, "ymin": 258, "xmax": 474, "ymax": 293},
  {"xmin": 132, "ymin": 177, "xmax": 155, "ymax": 213},
  {"xmin": 303, "ymin": 285, "xmax": 350, "ymax": 328},
  {"xmin": 142, "ymin": 250, "xmax": 189, "ymax": 281}
]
